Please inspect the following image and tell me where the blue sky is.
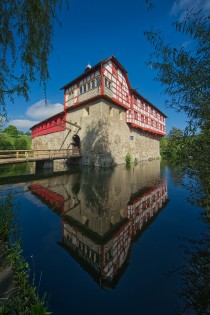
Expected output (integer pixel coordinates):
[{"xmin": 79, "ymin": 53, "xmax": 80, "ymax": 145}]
[{"xmin": 5, "ymin": 0, "xmax": 210, "ymax": 133}]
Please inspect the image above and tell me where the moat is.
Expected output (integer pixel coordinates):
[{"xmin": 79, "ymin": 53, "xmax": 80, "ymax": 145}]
[{"xmin": 0, "ymin": 160, "xmax": 209, "ymax": 315}]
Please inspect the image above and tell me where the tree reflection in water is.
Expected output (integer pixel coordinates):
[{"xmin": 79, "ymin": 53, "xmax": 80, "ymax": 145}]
[
  {"xmin": 169, "ymin": 231, "xmax": 210, "ymax": 315},
  {"xmin": 164, "ymin": 161, "xmax": 210, "ymax": 315}
]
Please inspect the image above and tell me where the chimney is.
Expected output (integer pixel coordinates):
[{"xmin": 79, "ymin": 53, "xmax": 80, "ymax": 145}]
[{"xmin": 85, "ymin": 64, "xmax": 92, "ymax": 73}]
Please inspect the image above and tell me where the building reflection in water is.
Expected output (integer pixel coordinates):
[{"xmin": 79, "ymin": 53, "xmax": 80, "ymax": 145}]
[{"xmin": 29, "ymin": 160, "xmax": 168, "ymax": 288}]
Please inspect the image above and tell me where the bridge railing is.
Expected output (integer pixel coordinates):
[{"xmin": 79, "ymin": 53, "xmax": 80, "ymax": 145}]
[{"xmin": 0, "ymin": 148, "xmax": 80, "ymax": 160}]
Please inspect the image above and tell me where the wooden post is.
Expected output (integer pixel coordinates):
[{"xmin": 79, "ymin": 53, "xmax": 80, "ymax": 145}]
[{"xmin": 16, "ymin": 151, "xmax": 19, "ymax": 159}]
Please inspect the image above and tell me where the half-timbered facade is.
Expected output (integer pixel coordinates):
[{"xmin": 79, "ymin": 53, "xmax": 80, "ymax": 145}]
[{"xmin": 31, "ymin": 56, "xmax": 166, "ymax": 166}]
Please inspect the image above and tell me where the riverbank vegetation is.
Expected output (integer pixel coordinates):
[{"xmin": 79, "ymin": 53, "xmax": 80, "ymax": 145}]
[
  {"xmin": 0, "ymin": 196, "xmax": 50, "ymax": 314},
  {"xmin": 0, "ymin": 125, "xmax": 31, "ymax": 150},
  {"xmin": 145, "ymin": 8, "xmax": 210, "ymax": 220}
]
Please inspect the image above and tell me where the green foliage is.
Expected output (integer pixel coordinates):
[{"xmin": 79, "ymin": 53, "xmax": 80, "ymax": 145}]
[
  {"xmin": 1, "ymin": 242, "xmax": 51, "ymax": 315},
  {"xmin": 125, "ymin": 153, "xmax": 132, "ymax": 166},
  {"xmin": 0, "ymin": 196, "xmax": 50, "ymax": 314},
  {"xmin": 4, "ymin": 125, "xmax": 19, "ymax": 136},
  {"xmin": 0, "ymin": 0, "xmax": 68, "ymax": 119},
  {"xmin": 0, "ymin": 195, "xmax": 16, "ymax": 241},
  {"xmin": 160, "ymin": 127, "xmax": 184, "ymax": 160},
  {"xmin": 145, "ymin": 8, "xmax": 210, "ymax": 218},
  {"xmin": 0, "ymin": 134, "xmax": 14, "ymax": 149},
  {"xmin": 14, "ymin": 137, "xmax": 29, "ymax": 150},
  {"xmin": 25, "ymin": 130, "xmax": 32, "ymax": 136},
  {"xmin": 0, "ymin": 163, "xmax": 32, "ymax": 178},
  {"xmin": 145, "ymin": 9, "xmax": 210, "ymax": 132},
  {"xmin": 0, "ymin": 126, "xmax": 31, "ymax": 149}
]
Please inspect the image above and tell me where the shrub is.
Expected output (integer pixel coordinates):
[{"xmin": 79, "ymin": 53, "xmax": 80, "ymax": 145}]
[{"xmin": 125, "ymin": 153, "xmax": 132, "ymax": 166}]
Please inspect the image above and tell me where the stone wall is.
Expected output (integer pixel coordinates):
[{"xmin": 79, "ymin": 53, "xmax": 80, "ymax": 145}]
[{"xmin": 32, "ymin": 98, "xmax": 161, "ymax": 167}]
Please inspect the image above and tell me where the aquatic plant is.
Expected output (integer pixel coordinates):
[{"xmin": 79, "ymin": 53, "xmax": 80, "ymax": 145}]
[{"xmin": 125, "ymin": 153, "xmax": 132, "ymax": 166}]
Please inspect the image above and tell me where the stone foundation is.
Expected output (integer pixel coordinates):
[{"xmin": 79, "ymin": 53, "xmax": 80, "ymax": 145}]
[{"xmin": 32, "ymin": 98, "xmax": 161, "ymax": 167}]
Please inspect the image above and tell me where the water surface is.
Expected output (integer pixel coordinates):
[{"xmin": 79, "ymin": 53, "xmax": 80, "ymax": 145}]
[{"xmin": 0, "ymin": 160, "xmax": 208, "ymax": 315}]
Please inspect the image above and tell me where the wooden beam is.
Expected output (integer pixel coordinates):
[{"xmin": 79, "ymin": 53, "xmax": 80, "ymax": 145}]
[{"xmin": 62, "ymin": 119, "xmax": 81, "ymax": 129}]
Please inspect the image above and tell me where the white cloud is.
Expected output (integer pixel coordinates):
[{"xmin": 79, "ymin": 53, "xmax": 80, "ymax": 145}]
[
  {"xmin": 8, "ymin": 99, "xmax": 64, "ymax": 131},
  {"xmin": 26, "ymin": 99, "xmax": 63, "ymax": 120},
  {"xmin": 9, "ymin": 119, "xmax": 40, "ymax": 130},
  {"xmin": 171, "ymin": 0, "xmax": 210, "ymax": 17}
]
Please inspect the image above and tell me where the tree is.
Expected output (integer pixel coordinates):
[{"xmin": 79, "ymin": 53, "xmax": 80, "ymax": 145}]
[
  {"xmin": 4, "ymin": 125, "xmax": 19, "ymax": 136},
  {"xmin": 24, "ymin": 131, "xmax": 31, "ymax": 136},
  {"xmin": 145, "ymin": 9, "xmax": 210, "ymax": 217},
  {"xmin": 14, "ymin": 138, "xmax": 29, "ymax": 150},
  {"xmin": 145, "ymin": 9, "xmax": 210, "ymax": 133},
  {"xmin": 0, "ymin": 0, "xmax": 68, "ymax": 118},
  {"xmin": 160, "ymin": 127, "xmax": 184, "ymax": 160},
  {"xmin": 0, "ymin": 135, "xmax": 14, "ymax": 149}
]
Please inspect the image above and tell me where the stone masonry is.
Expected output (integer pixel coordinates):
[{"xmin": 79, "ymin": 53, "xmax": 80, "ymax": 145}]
[{"xmin": 32, "ymin": 98, "xmax": 161, "ymax": 167}]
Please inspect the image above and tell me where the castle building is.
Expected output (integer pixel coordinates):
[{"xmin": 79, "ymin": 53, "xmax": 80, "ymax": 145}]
[{"xmin": 31, "ymin": 56, "xmax": 166, "ymax": 166}]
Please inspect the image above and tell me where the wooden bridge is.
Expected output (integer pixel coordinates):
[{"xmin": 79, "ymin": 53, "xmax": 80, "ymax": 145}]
[{"xmin": 0, "ymin": 149, "xmax": 81, "ymax": 166}]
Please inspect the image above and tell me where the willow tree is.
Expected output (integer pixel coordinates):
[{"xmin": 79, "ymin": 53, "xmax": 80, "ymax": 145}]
[
  {"xmin": 0, "ymin": 0, "xmax": 68, "ymax": 117},
  {"xmin": 145, "ymin": 10, "xmax": 210, "ymax": 133}
]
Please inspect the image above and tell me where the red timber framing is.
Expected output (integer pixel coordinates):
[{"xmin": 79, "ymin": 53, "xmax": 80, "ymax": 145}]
[
  {"xmin": 31, "ymin": 112, "xmax": 66, "ymax": 139},
  {"xmin": 30, "ymin": 183, "xmax": 65, "ymax": 213},
  {"xmin": 60, "ymin": 56, "xmax": 166, "ymax": 137},
  {"xmin": 31, "ymin": 56, "xmax": 166, "ymax": 139}
]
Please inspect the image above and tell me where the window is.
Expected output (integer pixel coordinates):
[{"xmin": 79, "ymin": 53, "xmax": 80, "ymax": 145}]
[
  {"xmin": 83, "ymin": 84, "xmax": 86, "ymax": 93},
  {"xmin": 96, "ymin": 77, "xmax": 101, "ymax": 86},
  {"xmin": 134, "ymin": 111, "xmax": 138, "ymax": 120},
  {"xmin": 119, "ymin": 110, "xmax": 123, "ymax": 120},
  {"xmin": 104, "ymin": 77, "xmax": 112, "ymax": 89},
  {"xmin": 87, "ymin": 82, "xmax": 91, "ymax": 90},
  {"xmin": 80, "ymin": 86, "xmax": 83, "ymax": 94},
  {"xmin": 92, "ymin": 80, "xmax": 95, "ymax": 89},
  {"xmin": 67, "ymin": 91, "xmax": 73, "ymax": 100}
]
